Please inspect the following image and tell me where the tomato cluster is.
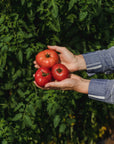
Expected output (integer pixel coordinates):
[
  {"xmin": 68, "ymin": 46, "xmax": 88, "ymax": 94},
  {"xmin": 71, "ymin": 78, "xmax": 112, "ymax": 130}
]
[{"xmin": 35, "ymin": 49, "xmax": 69, "ymax": 87}]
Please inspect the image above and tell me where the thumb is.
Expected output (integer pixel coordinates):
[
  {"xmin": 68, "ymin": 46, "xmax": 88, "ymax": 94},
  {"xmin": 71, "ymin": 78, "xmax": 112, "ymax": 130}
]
[
  {"xmin": 45, "ymin": 81, "xmax": 60, "ymax": 88},
  {"xmin": 70, "ymin": 74, "xmax": 82, "ymax": 80},
  {"xmin": 47, "ymin": 45, "xmax": 65, "ymax": 53}
]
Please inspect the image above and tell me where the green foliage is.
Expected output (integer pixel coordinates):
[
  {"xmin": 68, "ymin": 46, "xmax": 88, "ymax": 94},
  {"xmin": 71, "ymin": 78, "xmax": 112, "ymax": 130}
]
[{"xmin": 0, "ymin": 0, "xmax": 114, "ymax": 143}]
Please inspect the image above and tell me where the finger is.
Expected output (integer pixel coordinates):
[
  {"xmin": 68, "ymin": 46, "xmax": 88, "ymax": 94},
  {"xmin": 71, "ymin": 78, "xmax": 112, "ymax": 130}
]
[
  {"xmin": 35, "ymin": 64, "xmax": 40, "ymax": 68},
  {"xmin": 45, "ymin": 81, "xmax": 65, "ymax": 89},
  {"xmin": 45, "ymin": 81, "xmax": 60, "ymax": 88},
  {"xmin": 47, "ymin": 45, "xmax": 66, "ymax": 53},
  {"xmin": 33, "ymin": 61, "xmax": 40, "ymax": 68},
  {"xmin": 33, "ymin": 81, "xmax": 40, "ymax": 88},
  {"xmin": 33, "ymin": 81, "xmax": 50, "ymax": 90},
  {"xmin": 70, "ymin": 74, "xmax": 81, "ymax": 80},
  {"xmin": 45, "ymin": 80, "xmax": 73, "ymax": 91},
  {"xmin": 33, "ymin": 74, "xmax": 35, "ymax": 77},
  {"xmin": 33, "ymin": 61, "xmax": 37, "ymax": 64}
]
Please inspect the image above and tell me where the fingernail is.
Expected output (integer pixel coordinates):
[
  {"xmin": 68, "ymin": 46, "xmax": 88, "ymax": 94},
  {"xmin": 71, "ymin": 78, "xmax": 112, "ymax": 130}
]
[
  {"xmin": 35, "ymin": 65, "xmax": 38, "ymax": 68},
  {"xmin": 47, "ymin": 45, "xmax": 52, "ymax": 47},
  {"xmin": 45, "ymin": 84, "xmax": 50, "ymax": 88}
]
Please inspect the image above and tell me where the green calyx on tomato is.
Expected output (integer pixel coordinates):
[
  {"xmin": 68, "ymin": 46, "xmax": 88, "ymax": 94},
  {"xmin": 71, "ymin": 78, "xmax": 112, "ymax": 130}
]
[
  {"xmin": 56, "ymin": 68, "xmax": 62, "ymax": 73},
  {"xmin": 52, "ymin": 64, "xmax": 69, "ymax": 81},
  {"xmin": 35, "ymin": 67, "xmax": 52, "ymax": 87},
  {"xmin": 42, "ymin": 71, "xmax": 49, "ymax": 77},
  {"xmin": 45, "ymin": 53, "xmax": 51, "ymax": 58},
  {"xmin": 36, "ymin": 49, "xmax": 59, "ymax": 68}
]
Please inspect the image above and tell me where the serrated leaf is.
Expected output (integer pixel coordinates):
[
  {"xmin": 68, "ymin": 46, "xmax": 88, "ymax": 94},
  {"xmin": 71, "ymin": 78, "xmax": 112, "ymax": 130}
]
[
  {"xmin": 59, "ymin": 124, "xmax": 66, "ymax": 133},
  {"xmin": 2, "ymin": 140, "xmax": 8, "ymax": 144},
  {"xmin": 17, "ymin": 89, "xmax": 25, "ymax": 97},
  {"xmin": 24, "ymin": 115, "xmax": 32, "ymax": 127},
  {"xmin": 67, "ymin": 14, "xmax": 77, "ymax": 23},
  {"xmin": 0, "ymin": 15, "xmax": 5, "ymax": 24},
  {"xmin": 47, "ymin": 102, "xmax": 59, "ymax": 116},
  {"xmin": 1, "ymin": 53, "xmax": 7, "ymax": 68},
  {"xmin": 3, "ymin": 83, "xmax": 13, "ymax": 90},
  {"xmin": 1, "ymin": 45, "xmax": 8, "ymax": 52},
  {"xmin": 28, "ymin": 104, "xmax": 35, "ymax": 116},
  {"xmin": 69, "ymin": 0, "xmax": 78, "ymax": 11},
  {"xmin": 54, "ymin": 115, "xmax": 61, "ymax": 128},
  {"xmin": 12, "ymin": 113, "xmax": 22, "ymax": 121},
  {"xmin": 14, "ymin": 102, "xmax": 24, "ymax": 112},
  {"xmin": 2, "ymin": 35, "xmax": 13, "ymax": 42},
  {"xmin": 0, "ymin": 25, "xmax": 5, "ymax": 32},
  {"xmin": 12, "ymin": 69, "xmax": 22, "ymax": 81},
  {"xmin": 26, "ymin": 48, "xmax": 33, "ymax": 60},
  {"xmin": 26, "ymin": 33, "xmax": 33, "ymax": 38},
  {"xmin": 79, "ymin": 11, "xmax": 88, "ymax": 21},
  {"xmin": 21, "ymin": 0, "xmax": 25, "ymax": 5},
  {"xmin": 17, "ymin": 50, "xmax": 23, "ymax": 64},
  {"xmin": 52, "ymin": 0, "xmax": 58, "ymax": 18},
  {"xmin": 35, "ymin": 99, "xmax": 42, "ymax": 109},
  {"xmin": 49, "ymin": 23, "xmax": 59, "ymax": 32}
]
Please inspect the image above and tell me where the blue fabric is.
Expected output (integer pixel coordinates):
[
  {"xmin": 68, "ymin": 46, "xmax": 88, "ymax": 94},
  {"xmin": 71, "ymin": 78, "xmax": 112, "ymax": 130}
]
[{"xmin": 82, "ymin": 46, "xmax": 114, "ymax": 104}]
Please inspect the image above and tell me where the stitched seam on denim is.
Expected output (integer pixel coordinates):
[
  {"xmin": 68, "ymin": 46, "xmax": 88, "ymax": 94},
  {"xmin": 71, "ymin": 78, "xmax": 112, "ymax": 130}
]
[
  {"xmin": 87, "ymin": 65, "xmax": 102, "ymax": 70},
  {"xmin": 87, "ymin": 62, "xmax": 101, "ymax": 67},
  {"xmin": 111, "ymin": 84, "xmax": 114, "ymax": 103},
  {"xmin": 88, "ymin": 94, "xmax": 105, "ymax": 99}
]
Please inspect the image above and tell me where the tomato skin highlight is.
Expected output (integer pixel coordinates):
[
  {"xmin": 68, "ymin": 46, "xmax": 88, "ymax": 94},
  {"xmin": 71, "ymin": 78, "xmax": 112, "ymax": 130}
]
[
  {"xmin": 35, "ymin": 67, "xmax": 52, "ymax": 87},
  {"xmin": 36, "ymin": 49, "xmax": 59, "ymax": 68},
  {"xmin": 52, "ymin": 64, "xmax": 70, "ymax": 81}
]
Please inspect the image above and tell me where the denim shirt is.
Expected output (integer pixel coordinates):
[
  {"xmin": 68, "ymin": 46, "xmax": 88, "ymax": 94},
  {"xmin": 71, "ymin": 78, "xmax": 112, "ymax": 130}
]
[{"xmin": 83, "ymin": 46, "xmax": 114, "ymax": 104}]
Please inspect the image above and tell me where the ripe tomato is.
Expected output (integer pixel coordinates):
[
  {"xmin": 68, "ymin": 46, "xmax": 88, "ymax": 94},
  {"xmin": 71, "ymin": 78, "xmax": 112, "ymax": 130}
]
[
  {"xmin": 52, "ymin": 64, "xmax": 70, "ymax": 81},
  {"xmin": 36, "ymin": 49, "xmax": 59, "ymax": 68},
  {"xmin": 35, "ymin": 67, "xmax": 52, "ymax": 87}
]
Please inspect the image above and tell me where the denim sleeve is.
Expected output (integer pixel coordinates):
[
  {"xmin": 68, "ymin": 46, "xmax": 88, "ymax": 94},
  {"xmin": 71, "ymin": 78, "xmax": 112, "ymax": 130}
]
[
  {"xmin": 82, "ymin": 46, "xmax": 114, "ymax": 76},
  {"xmin": 88, "ymin": 79, "xmax": 114, "ymax": 104}
]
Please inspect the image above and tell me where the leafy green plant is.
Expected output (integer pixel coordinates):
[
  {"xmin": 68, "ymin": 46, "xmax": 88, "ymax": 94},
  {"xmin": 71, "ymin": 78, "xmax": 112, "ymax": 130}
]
[{"xmin": 0, "ymin": 0, "xmax": 114, "ymax": 143}]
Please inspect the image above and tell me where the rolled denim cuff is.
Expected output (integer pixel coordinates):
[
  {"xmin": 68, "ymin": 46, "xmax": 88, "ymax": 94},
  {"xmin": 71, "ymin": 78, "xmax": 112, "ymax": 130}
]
[
  {"xmin": 82, "ymin": 52, "xmax": 102, "ymax": 76},
  {"xmin": 88, "ymin": 79, "xmax": 114, "ymax": 104},
  {"xmin": 82, "ymin": 46, "xmax": 114, "ymax": 76}
]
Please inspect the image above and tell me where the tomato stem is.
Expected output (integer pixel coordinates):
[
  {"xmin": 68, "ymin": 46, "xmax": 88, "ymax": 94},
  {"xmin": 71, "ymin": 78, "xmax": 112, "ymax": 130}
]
[
  {"xmin": 41, "ymin": 71, "xmax": 49, "ymax": 77},
  {"xmin": 45, "ymin": 53, "xmax": 50, "ymax": 58},
  {"xmin": 56, "ymin": 68, "xmax": 62, "ymax": 73}
]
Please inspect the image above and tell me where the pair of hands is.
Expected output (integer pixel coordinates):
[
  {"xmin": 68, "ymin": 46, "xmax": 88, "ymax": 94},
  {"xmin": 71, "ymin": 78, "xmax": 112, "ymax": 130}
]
[{"xmin": 33, "ymin": 45, "xmax": 90, "ymax": 94}]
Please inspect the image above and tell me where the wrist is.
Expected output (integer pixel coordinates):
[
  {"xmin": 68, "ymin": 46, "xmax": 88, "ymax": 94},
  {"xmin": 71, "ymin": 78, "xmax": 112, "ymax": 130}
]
[
  {"xmin": 75, "ymin": 55, "xmax": 87, "ymax": 71},
  {"xmin": 74, "ymin": 78, "xmax": 90, "ymax": 94}
]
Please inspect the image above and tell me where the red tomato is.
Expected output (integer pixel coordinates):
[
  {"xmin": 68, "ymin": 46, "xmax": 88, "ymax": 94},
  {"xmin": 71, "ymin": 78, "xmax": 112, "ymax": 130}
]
[
  {"xmin": 35, "ymin": 67, "xmax": 52, "ymax": 87},
  {"xmin": 36, "ymin": 49, "xmax": 59, "ymax": 68},
  {"xmin": 52, "ymin": 64, "xmax": 70, "ymax": 81}
]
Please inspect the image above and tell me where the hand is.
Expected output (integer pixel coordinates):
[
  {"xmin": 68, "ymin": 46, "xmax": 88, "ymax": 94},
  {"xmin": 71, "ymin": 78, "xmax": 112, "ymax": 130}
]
[
  {"xmin": 34, "ymin": 45, "xmax": 87, "ymax": 72},
  {"xmin": 33, "ymin": 74, "xmax": 90, "ymax": 94}
]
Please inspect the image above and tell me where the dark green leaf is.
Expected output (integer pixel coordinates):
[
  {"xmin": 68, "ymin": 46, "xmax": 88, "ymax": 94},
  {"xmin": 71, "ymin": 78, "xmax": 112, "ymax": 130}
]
[
  {"xmin": 79, "ymin": 11, "xmax": 88, "ymax": 21},
  {"xmin": 17, "ymin": 50, "xmax": 23, "ymax": 64},
  {"xmin": 14, "ymin": 102, "xmax": 24, "ymax": 112},
  {"xmin": 2, "ymin": 140, "xmax": 8, "ymax": 144},
  {"xmin": 52, "ymin": 0, "xmax": 58, "ymax": 18},
  {"xmin": 54, "ymin": 115, "xmax": 61, "ymax": 128},
  {"xmin": 24, "ymin": 115, "xmax": 32, "ymax": 127},
  {"xmin": 17, "ymin": 89, "xmax": 25, "ymax": 97},
  {"xmin": 69, "ymin": 0, "xmax": 78, "ymax": 11},
  {"xmin": 21, "ymin": 0, "xmax": 25, "ymax": 5},
  {"xmin": 28, "ymin": 104, "xmax": 35, "ymax": 116},
  {"xmin": 12, "ymin": 69, "xmax": 22, "ymax": 81},
  {"xmin": 12, "ymin": 113, "xmax": 22, "ymax": 121},
  {"xmin": 2, "ymin": 35, "xmax": 13, "ymax": 42},
  {"xmin": 0, "ymin": 15, "xmax": 5, "ymax": 24},
  {"xmin": 59, "ymin": 123, "xmax": 66, "ymax": 133},
  {"xmin": 2, "ymin": 83, "xmax": 13, "ymax": 90}
]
